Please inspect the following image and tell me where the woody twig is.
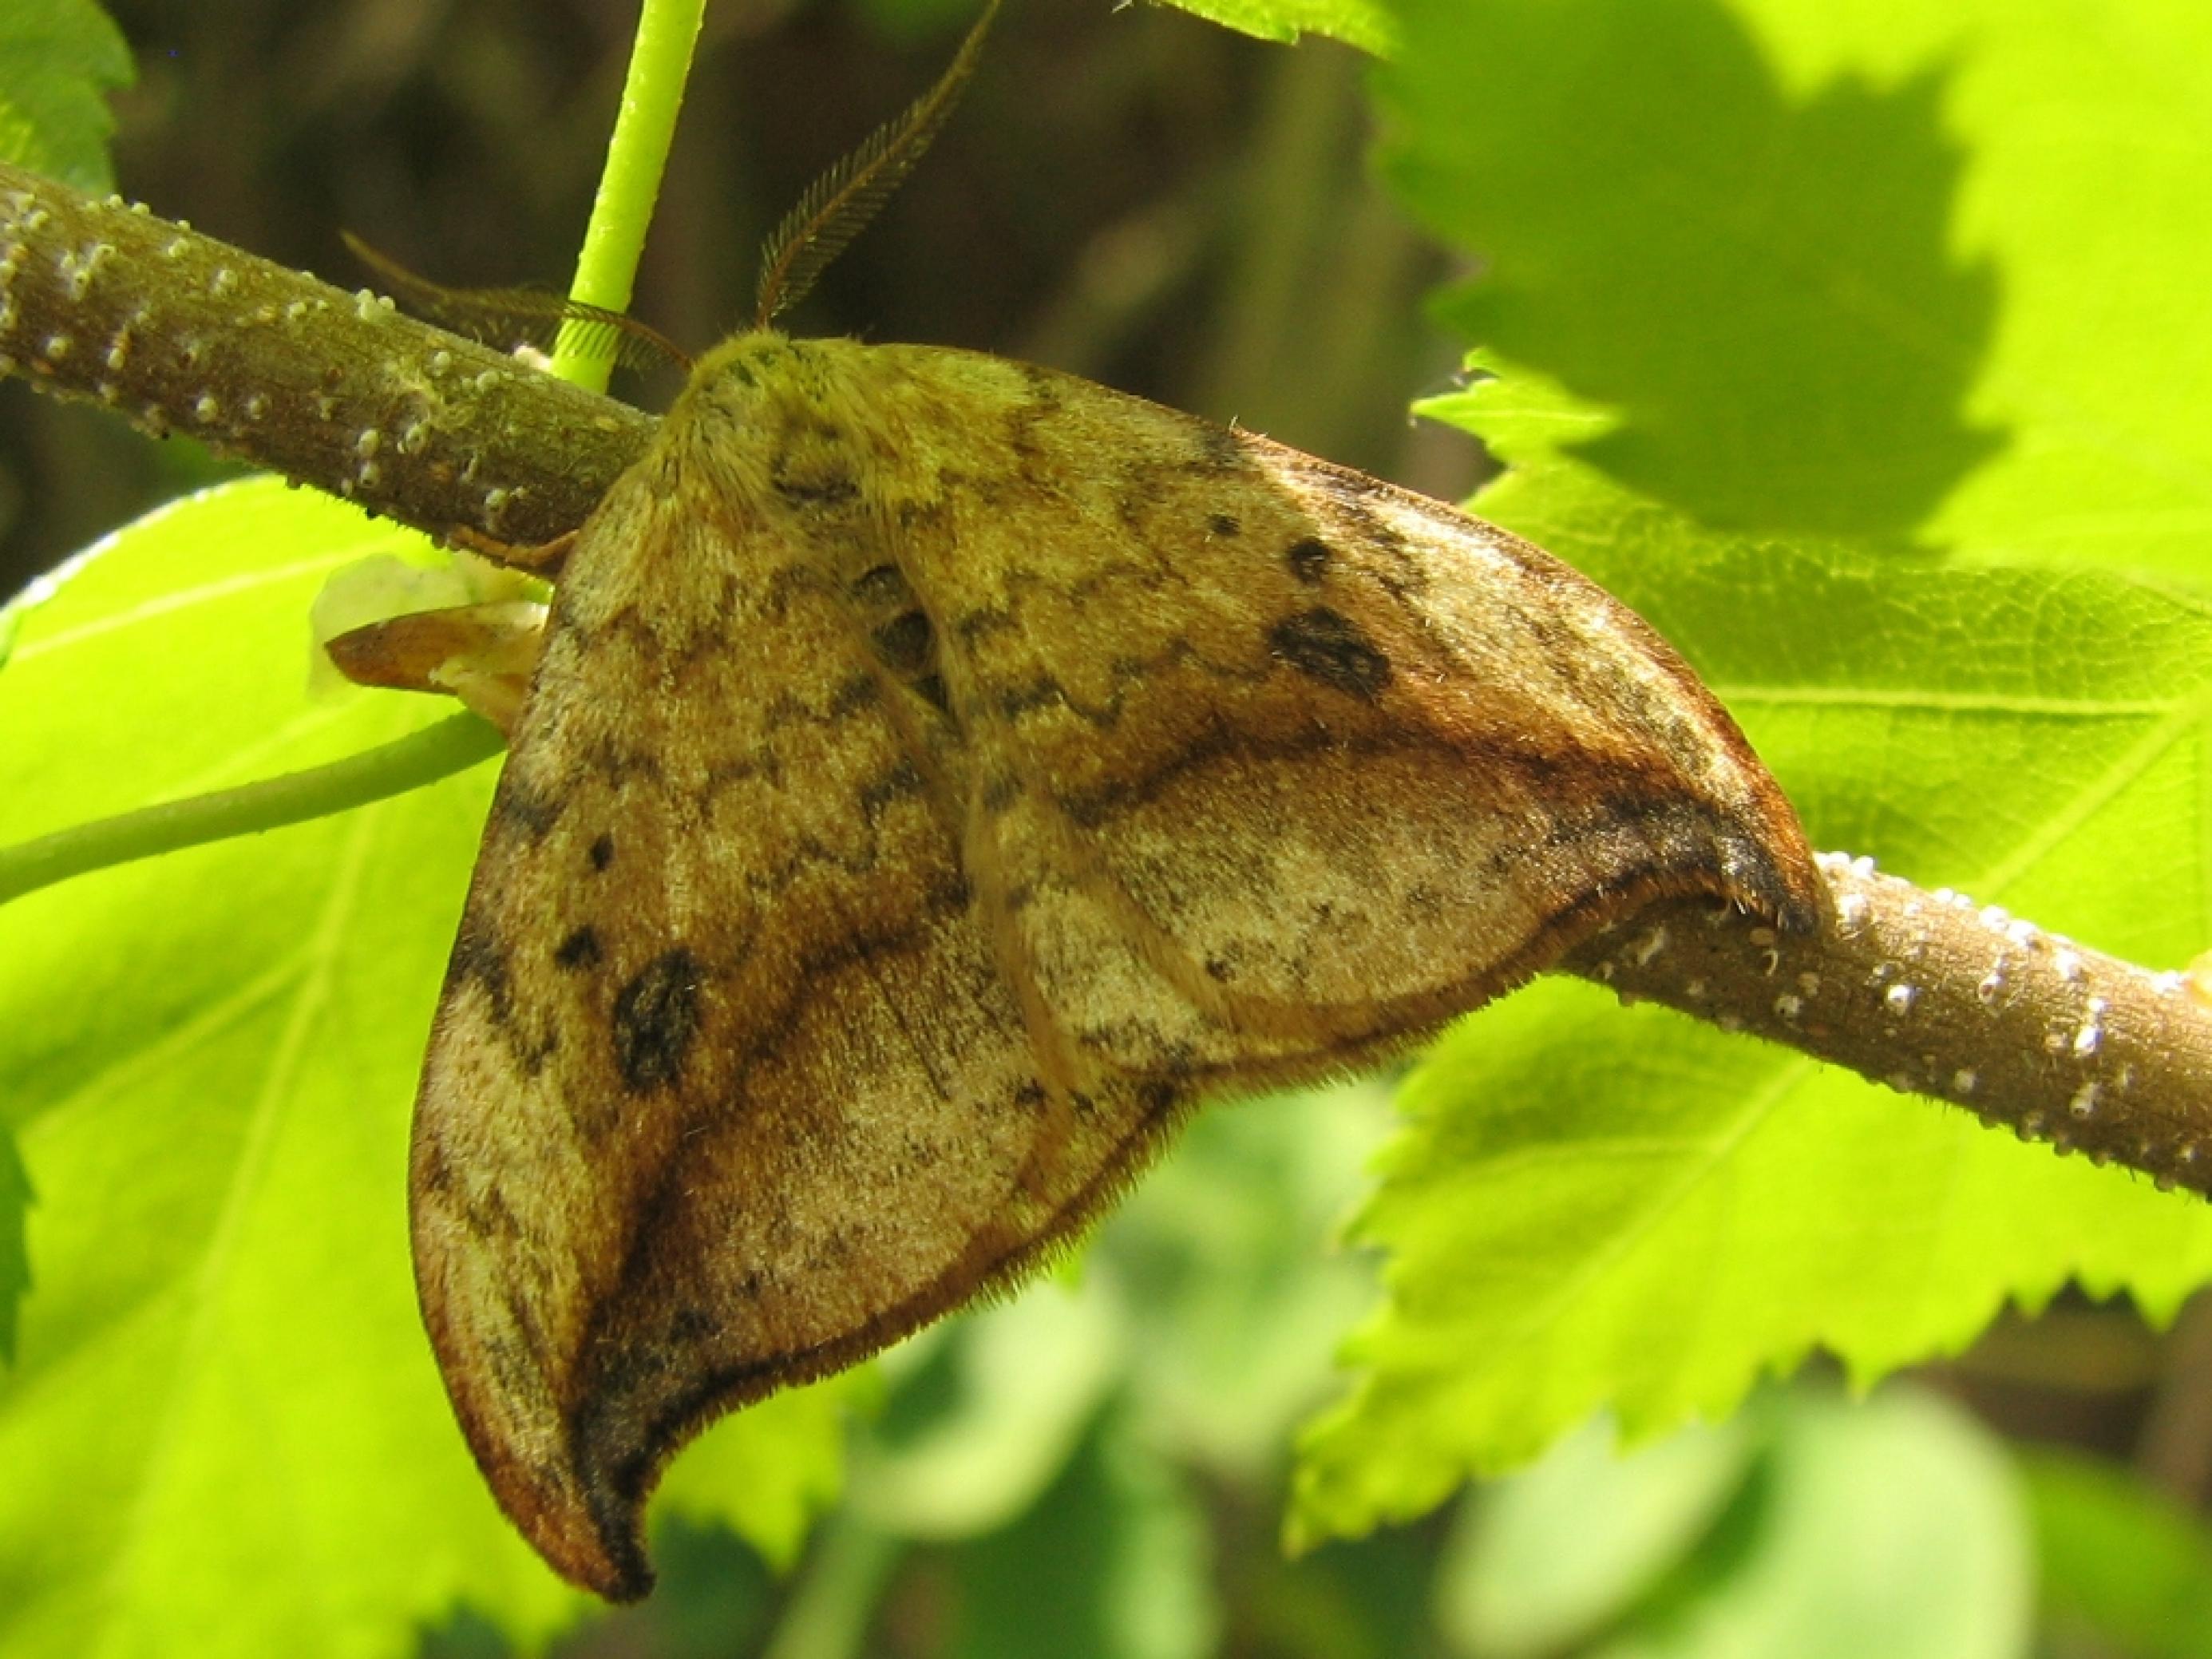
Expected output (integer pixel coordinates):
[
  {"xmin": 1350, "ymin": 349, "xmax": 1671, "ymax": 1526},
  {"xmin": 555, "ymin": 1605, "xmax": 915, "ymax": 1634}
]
[
  {"xmin": 0, "ymin": 160, "xmax": 652, "ymax": 550},
  {"xmin": 1564, "ymin": 858, "xmax": 2212, "ymax": 1194}
]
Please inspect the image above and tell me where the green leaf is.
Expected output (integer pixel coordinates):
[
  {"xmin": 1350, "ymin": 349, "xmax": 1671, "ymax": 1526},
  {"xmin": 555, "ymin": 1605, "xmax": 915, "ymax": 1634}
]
[
  {"xmin": 1300, "ymin": 0, "xmax": 2212, "ymax": 1548},
  {"xmin": 857, "ymin": 0, "xmax": 1400, "ymax": 50},
  {"xmin": 1291, "ymin": 368, "xmax": 2212, "ymax": 1542},
  {"xmin": 1438, "ymin": 1392, "xmax": 2031, "ymax": 1659},
  {"xmin": 1610, "ymin": 1389, "xmax": 2028, "ymax": 1659},
  {"xmin": 1102, "ymin": 1081, "xmax": 1392, "ymax": 1479},
  {"xmin": 1447, "ymin": 360, "xmax": 2212, "ymax": 924},
  {"xmin": 0, "ymin": 478, "xmax": 844, "ymax": 1657},
  {"xmin": 1374, "ymin": 0, "xmax": 2212, "ymax": 572},
  {"xmin": 2022, "ymin": 1448, "xmax": 2212, "ymax": 1659},
  {"xmin": 0, "ymin": 1132, "xmax": 25, "ymax": 1365},
  {"xmin": 1293, "ymin": 976, "xmax": 2212, "ymax": 1546},
  {"xmin": 1436, "ymin": 1415, "xmax": 1756, "ymax": 1658},
  {"xmin": 0, "ymin": 0, "xmax": 133, "ymax": 194},
  {"xmin": 1157, "ymin": 0, "xmax": 1395, "ymax": 56}
]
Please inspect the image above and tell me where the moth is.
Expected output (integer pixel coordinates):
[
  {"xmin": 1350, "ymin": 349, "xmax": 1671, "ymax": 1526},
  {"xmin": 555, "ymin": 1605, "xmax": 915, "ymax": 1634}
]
[{"xmin": 330, "ymin": 0, "xmax": 1821, "ymax": 1602}]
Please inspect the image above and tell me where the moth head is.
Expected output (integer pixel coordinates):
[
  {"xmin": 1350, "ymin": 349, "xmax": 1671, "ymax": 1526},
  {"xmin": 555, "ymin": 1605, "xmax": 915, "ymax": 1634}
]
[
  {"xmin": 666, "ymin": 334, "xmax": 862, "ymax": 462},
  {"xmin": 683, "ymin": 332, "xmax": 801, "ymax": 410}
]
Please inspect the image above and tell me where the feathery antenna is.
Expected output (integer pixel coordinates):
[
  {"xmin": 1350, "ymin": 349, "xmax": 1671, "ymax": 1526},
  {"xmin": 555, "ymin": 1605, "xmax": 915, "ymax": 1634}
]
[
  {"xmin": 752, "ymin": 0, "xmax": 1003, "ymax": 329},
  {"xmin": 341, "ymin": 232, "xmax": 693, "ymax": 374}
]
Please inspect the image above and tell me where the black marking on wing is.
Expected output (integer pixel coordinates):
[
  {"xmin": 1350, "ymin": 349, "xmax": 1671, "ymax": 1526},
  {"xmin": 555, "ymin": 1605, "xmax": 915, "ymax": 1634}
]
[
  {"xmin": 1268, "ymin": 607, "xmax": 1391, "ymax": 699},
  {"xmin": 612, "ymin": 948, "xmax": 703, "ymax": 1093}
]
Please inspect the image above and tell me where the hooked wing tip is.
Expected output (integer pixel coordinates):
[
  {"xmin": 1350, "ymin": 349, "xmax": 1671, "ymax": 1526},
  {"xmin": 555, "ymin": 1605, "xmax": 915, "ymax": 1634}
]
[
  {"xmin": 452, "ymin": 1389, "xmax": 659, "ymax": 1602},
  {"xmin": 551, "ymin": 1488, "xmax": 656, "ymax": 1605},
  {"xmin": 419, "ymin": 1269, "xmax": 662, "ymax": 1601}
]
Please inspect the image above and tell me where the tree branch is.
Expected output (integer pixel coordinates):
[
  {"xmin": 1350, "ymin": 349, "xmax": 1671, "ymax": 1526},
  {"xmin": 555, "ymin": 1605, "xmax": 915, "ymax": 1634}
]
[
  {"xmin": 6, "ymin": 160, "xmax": 2210, "ymax": 1201},
  {"xmin": 0, "ymin": 160, "xmax": 654, "ymax": 549},
  {"xmin": 1564, "ymin": 858, "xmax": 2212, "ymax": 1194}
]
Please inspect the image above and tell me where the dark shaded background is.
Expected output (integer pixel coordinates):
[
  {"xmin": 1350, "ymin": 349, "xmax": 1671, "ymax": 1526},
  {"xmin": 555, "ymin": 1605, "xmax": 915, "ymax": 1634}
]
[{"xmin": 0, "ymin": 0, "xmax": 1475, "ymax": 604}]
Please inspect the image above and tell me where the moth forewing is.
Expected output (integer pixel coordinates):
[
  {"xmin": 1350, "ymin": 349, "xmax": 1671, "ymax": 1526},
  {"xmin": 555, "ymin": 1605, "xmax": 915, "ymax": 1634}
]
[{"xmin": 381, "ymin": 332, "xmax": 1820, "ymax": 1601}]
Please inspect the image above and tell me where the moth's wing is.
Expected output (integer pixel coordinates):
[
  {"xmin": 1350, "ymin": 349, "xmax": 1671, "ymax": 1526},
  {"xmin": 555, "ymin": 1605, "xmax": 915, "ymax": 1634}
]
[
  {"xmin": 895, "ymin": 353, "xmax": 1822, "ymax": 1078},
  {"xmin": 410, "ymin": 336, "xmax": 1822, "ymax": 1605},
  {"xmin": 406, "ymin": 437, "xmax": 1189, "ymax": 1602}
]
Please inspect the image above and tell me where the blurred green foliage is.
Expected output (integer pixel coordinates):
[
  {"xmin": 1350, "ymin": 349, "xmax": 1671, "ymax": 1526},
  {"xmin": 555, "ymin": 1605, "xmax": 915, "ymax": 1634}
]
[
  {"xmin": 0, "ymin": 0, "xmax": 130, "ymax": 194},
  {"xmin": 2027, "ymin": 1447, "xmax": 2212, "ymax": 1658},
  {"xmin": 7, "ymin": 0, "xmax": 2212, "ymax": 1656},
  {"xmin": 1441, "ymin": 1388, "xmax": 2033, "ymax": 1659}
]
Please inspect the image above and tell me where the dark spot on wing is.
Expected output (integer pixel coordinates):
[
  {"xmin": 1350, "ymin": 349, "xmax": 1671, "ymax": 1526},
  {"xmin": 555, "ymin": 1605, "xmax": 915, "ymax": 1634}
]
[
  {"xmin": 997, "ymin": 677, "xmax": 1062, "ymax": 719},
  {"xmin": 829, "ymin": 671, "xmax": 881, "ymax": 715},
  {"xmin": 1209, "ymin": 513, "xmax": 1241, "ymax": 537},
  {"xmin": 913, "ymin": 671, "xmax": 952, "ymax": 715},
  {"xmin": 415, "ymin": 1134, "xmax": 455, "ymax": 1195},
  {"xmin": 448, "ymin": 922, "xmax": 514, "ymax": 1024},
  {"xmin": 858, "ymin": 759, "xmax": 925, "ymax": 823},
  {"xmin": 448, "ymin": 923, "xmax": 558, "ymax": 1074},
  {"xmin": 871, "ymin": 610, "xmax": 935, "ymax": 676},
  {"xmin": 955, "ymin": 608, "xmax": 1013, "ymax": 644},
  {"xmin": 1268, "ymin": 606, "xmax": 1391, "ymax": 700},
  {"xmin": 669, "ymin": 1306, "xmax": 717, "ymax": 1343},
  {"xmin": 612, "ymin": 948, "xmax": 702, "ymax": 1093},
  {"xmin": 555, "ymin": 926, "xmax": 603, "ymax": 971},
  {"xmin": 492, "ymin": 778, "xmax": 562, "ymax": 840},
  {"xmin": 1285, "ymin": 537, "xmax": 1332, "ymax": 584},
  {"xmin": 588, "ymin": 833, "xmax": 616, "ymax": 872}
]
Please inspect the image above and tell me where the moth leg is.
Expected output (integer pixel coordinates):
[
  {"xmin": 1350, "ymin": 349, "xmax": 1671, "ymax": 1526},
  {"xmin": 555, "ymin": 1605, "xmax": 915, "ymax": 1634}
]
[
  {"xmin": 449, "ymin": 525, "xmax": 578, "ymax": 579},
  {"xmin": 325, "ymin": 599, "xmax": 548, "ymax": 737}
]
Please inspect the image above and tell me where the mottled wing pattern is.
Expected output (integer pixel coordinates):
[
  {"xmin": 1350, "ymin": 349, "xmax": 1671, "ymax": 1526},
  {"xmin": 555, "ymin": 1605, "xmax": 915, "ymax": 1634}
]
[
  {"xmin": 868, "ymin": 344, "xmax": 1821, "ymax": 1087},
  {"xmin": 406, "ymin": 332, "xmax": 1820, "ymax": 1604},
  {"xmin": 410, "ymin": 422, "xmax": 1062, "ymax": 1598}
]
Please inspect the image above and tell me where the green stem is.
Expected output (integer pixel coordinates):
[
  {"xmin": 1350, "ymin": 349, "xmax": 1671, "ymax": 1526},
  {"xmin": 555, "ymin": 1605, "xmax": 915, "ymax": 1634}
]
[
  {"xmin": 0, "ymin": 713, "xmax": 504, "ymax": 906},
  {"xmin": 556, "ymin": 0, "xmax": 708, "ymax": 391}
]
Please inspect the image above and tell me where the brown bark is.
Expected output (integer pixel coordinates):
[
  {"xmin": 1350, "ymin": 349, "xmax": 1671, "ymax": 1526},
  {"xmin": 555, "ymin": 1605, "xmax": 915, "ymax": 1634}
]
[
  {"xmin": 0, "ymin": 161, "xmax": 652, "ymax": 551},
  {"xmin": 1565, "ymin": 857, "xmax": 2212, "ymax": 1196}
]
